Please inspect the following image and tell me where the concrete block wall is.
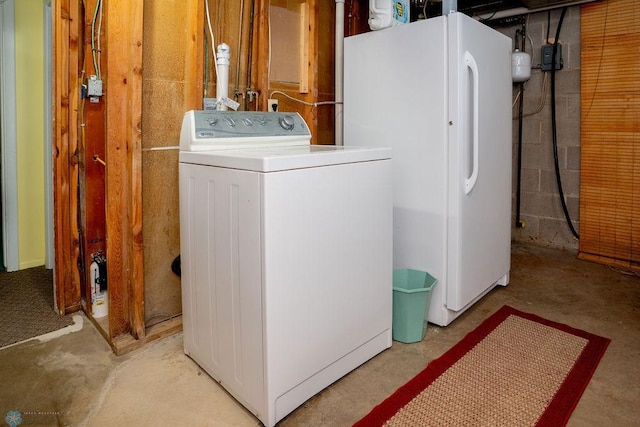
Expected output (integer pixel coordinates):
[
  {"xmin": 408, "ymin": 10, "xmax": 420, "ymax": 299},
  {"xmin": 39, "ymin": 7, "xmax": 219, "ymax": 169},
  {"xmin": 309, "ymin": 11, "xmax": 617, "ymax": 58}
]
[{"xmin": 496, "ymin": 6, "xmax": 581, "ymax": 250}]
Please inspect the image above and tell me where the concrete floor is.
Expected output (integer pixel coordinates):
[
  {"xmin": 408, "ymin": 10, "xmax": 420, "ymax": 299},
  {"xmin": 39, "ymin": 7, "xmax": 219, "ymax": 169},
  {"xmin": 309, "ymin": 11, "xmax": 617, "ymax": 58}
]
[{"xmin": 0, "ymin": 243, "xmax": 638, "ymax": 426}]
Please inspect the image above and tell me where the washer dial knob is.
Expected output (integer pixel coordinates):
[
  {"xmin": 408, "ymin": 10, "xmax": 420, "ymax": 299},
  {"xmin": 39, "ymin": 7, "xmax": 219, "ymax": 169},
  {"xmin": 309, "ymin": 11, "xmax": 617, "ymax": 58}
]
[{"xmin": 278, "ymin": 115, "xmax": 295, "ymax": 131}]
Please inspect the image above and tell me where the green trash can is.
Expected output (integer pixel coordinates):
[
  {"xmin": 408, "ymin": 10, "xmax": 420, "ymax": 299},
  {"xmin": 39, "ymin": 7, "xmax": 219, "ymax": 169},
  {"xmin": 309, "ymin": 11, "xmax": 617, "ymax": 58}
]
[{"xmin": 392, "ymin": 269, "xmax": 437, "ymax": 343}]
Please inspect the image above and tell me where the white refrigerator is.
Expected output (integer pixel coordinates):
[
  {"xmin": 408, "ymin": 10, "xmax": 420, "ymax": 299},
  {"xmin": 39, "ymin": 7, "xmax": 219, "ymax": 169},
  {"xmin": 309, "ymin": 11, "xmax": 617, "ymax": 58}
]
[{"xmin": 344, "ymin": 12, "xmax": 512, "ymax": 326}]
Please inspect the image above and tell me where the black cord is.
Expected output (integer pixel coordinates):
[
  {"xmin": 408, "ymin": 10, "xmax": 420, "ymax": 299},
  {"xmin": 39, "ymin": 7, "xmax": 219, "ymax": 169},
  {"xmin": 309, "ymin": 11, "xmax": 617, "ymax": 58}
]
[
  {"xmin": 171, "ymin": 255, "xmax": 181, "ymax": 276},
  {"xmin": 515, "ymin": 20, "xmax": 526, "ymax": 229},
  {"xmin": 550, "ymin": 7, "xmax": 579, "ymax": 239},
  {"xmin": 546, "ymin": 10, "xmax": 551, "ymax": 44},
  {"xmin": 516, "ymin": 81, "xmax": 525, "ymax": 228}
]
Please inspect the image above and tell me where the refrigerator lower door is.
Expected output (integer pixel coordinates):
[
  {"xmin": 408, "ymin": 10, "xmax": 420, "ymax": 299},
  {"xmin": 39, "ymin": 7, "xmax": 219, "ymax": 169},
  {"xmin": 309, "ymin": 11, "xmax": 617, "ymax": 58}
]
[{"xmin": 446, "ymin": 12, "xmax": 512, "ymax": 311}]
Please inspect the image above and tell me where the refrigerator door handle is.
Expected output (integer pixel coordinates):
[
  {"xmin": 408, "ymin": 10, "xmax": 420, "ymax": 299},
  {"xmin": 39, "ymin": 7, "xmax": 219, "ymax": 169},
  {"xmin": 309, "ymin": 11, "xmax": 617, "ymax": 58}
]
[{"xmin": 464, "ymin": 51, "xmax": 479, "ymax": 195}]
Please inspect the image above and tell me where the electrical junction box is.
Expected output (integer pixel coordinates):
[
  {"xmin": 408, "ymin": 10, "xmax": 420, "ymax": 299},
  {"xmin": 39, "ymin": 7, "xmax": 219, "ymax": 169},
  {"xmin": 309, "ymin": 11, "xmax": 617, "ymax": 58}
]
[
  {"xmin": 87, "ymin": 75, "xmax": 103, "ymax": 96},
  {"xmin": 541, "ymin": 44, "xmax": 563, "ymax": 71}
]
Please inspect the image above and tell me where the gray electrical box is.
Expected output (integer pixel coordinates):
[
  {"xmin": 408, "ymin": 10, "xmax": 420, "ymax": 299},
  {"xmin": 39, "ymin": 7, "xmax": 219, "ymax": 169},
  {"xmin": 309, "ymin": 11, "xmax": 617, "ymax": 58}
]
[
  {"xmin": 541, "ymin": 44, "xmax": 563, "ymax": 71},
  {"xmin": 87, "ymin": 75, "xmax": 103, "ymax": 96}
]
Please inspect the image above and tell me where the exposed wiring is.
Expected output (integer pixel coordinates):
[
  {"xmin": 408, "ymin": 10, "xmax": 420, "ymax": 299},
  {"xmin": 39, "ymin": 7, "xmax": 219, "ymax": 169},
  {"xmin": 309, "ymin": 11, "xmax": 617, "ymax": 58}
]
[
  {"xmin": 234, "ymin": 0, "xmax": 244, "ymax": 97},
  {"xmin": 96, "ymin": 0, "xmax": 103, "ymax": 75},
  {"xmin": 608, "ymin": 265, "xmax": 640, "ymax": 278},
  {"xmin": 524, "ymin": 72, "xmax": 549, "ymax": 117},
  {"xmin": 93, "ymin": 155, "xmax": 106, "ymax": 166},
  {"xmin": 79, "ymin": 69, "xmax": 86, "ymax": 152},
  {"xmin": 512, "ymin": 90, "xmax": 521, "ymax": 108},
  {"xmin": 142, "ymin": 146, "xmax": 180, "ymax": 151},
  {"xmin": 90, "ymin": 0, "xmax": 103, "ymax": 78},
  {"xmin": 145, "ymin": 311, "xmax": 182, "ymax": 327},
  {"xmin": 550, "ymin": 7, "xmax": 579, "ymax": 239},
  {"xmin": 269, "ymin": 90, "xmax": 342, "ymax": 107},
  {"xmin": 204, "ymin": 31, "xmax": 209, "ymax": 96},
  {"xmin": 267, "ymin": 6, "xmax": 272, "ymax": 87},
  {"xmin": 516, "ymin": 79, "xmax": 525, "ymax": 229},
  {"xmin": 511, "ymin": 13, "xmax": 548, "ymax": 119},
  {"xmin": 513, "ymin": 72, "xmax": 549, "ymax": 118},
  {"xmin": 546, "ymin": 10, "xmax": 551, "ymax": 43},
  {"xmin": 245, "ymin": 0, "xmax": 255, "ymax": 111},
  {"xmin": 526, "ymin": 14, "xmax": 534, "ymax": 57},
  {"xmin": 146, "ymin": 312, "xmax": 171, "ymax": 323},
  {"xmin": 515, "ymin": 18, "xmax": 526, "ymax": 229},
  {"xmin": 204, "ymin": 0, "xmax": 219, "ymax": 92},
  {"xmin": 479, "ymin": 9, "xmax": 499, "ymax": 23}
]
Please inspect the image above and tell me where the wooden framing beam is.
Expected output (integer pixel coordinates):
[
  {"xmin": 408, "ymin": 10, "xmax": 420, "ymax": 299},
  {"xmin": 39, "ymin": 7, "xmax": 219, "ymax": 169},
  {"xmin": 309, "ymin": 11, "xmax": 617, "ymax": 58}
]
[
  {"xmin": 105, "ymin": 0, "xmax": 144, "ymax": 340},
  {"xmin": 252, "ymin": 0, "xmax": 270, "ymax": 111},
  {"xmin": 254, "ymin": 0, "xmax": 323, "ymax": 144},
  {"xmin": 53, "ymin": 0, "xmax": 82, "ymax": 315},
  {"xmin": 186, "ymin": 0, "xmax": 205, "ymax": 109}
]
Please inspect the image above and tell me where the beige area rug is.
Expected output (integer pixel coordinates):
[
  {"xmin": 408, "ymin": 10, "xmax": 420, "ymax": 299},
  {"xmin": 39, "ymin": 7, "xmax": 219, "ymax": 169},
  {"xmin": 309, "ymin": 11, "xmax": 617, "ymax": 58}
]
[
  {"xmin": 354, "ymin": 305, "xmax": 610, "ymax": 426},
  {"xmin": 0, "ymin": 267, "xmax": 74, "ymax": 348}
]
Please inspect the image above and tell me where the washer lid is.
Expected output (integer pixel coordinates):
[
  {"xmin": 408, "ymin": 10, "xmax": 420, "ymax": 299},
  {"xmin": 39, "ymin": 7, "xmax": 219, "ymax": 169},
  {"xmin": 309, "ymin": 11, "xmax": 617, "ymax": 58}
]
[{"xmin": 179, "ymin": 144, "xmax": 392, "ymax": 172}]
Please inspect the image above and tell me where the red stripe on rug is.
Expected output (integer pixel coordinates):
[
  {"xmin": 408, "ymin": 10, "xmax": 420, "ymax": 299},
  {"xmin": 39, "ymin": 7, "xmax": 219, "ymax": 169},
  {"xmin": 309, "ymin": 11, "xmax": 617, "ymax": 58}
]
[{"xmin": 353, "ymin": 305, "xmax": 610, "ymax": 427}]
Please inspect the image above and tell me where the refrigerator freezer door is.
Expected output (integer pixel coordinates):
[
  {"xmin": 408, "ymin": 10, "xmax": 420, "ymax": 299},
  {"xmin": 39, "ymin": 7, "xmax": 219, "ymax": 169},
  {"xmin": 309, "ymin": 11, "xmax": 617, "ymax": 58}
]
[
  {"xmin": 446, "ymin": 13, "xmax": 512, "ymax": 311},
  {"xmin": 344, "ymin": 18, "xmax": 449, "ymax": 287}
]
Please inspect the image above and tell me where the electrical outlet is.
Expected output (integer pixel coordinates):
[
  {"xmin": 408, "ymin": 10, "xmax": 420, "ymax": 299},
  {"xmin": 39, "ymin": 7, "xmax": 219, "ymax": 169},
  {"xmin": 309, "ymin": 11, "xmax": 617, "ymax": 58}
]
[{"xmin": 268, "ymin": 98, "xmax": 279, "ymax": 112}]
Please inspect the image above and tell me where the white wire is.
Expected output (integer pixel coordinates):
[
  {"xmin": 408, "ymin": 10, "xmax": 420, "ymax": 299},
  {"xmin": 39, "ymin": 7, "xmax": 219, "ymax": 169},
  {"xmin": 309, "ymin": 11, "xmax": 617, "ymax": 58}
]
[
  {"xmin": 526, "ymin": 14, "xmax": 534, "ymax": 62},
  {"xmin": 523, "ymin": 72, "xmax": 548, "ymax": 118},
  {"xmin": 267, "ymin": 7, "xmax": 271, "ymax": 85},
  {"xmin": 205, "ymin": 0, "xmax": 219, "ymax": 91},
  {"xmin": 512, "ymin": 90, "xmax": 521, "ymax": 108},
  {"xmin": 269, "ymin": 90, "xmax": 342, "ymax": 107},
  {"xmin": 96, "ymin": 0, "xmax": 103, "ymax": 78},
  {"xmin": 90, "ymin": 0, "xmax": 101, "ymax": 77},
  {"xmin": 143, "ymin": 146, "xmax": 180, "ymax": 151},
  {"xmin": 513, "ymin": 72, "xmax": 549, "ymax": 119}
]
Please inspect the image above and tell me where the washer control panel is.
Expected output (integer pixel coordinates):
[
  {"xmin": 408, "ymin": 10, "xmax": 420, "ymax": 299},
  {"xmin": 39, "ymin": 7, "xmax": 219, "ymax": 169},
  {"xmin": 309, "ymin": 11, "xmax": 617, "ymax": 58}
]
[
  {"xmin": 181, "ymin": 110, "xmax": 312, "ymax": 151},
  {"xmin": 194, "ymin": 110, "xmax": 310, "ymax": 139}
]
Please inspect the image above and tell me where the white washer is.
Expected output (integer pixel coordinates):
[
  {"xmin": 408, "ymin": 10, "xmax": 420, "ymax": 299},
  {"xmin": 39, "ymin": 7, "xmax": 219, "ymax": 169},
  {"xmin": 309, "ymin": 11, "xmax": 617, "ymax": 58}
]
[{"xmin": 178, "ymin": 110, "xmax": 392, "ymax": 427}]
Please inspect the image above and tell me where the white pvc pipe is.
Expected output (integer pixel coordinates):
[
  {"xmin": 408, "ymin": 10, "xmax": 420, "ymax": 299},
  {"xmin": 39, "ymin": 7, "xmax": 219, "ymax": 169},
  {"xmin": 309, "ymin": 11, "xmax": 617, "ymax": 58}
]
[
  {"xmin": 216, "ymin": 43, "xmax": 230, "ymax": 111},
  {"xmin": 442, "ymin": 0, "xmax": 457, "ymax": 15},
  {"xmin": 335, "ymin": 0, "xmax": 345, "ymax": 146}
]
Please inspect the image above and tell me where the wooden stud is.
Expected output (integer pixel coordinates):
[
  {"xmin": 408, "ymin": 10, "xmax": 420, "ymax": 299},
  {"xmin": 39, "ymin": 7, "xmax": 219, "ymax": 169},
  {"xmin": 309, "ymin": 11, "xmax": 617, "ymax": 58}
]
[
  {"xmin": 53, "ymin": 0, "xmax": 82, "ymax": 314},
  {"xmin": 105, "ymin": 0, "xmax": 144, "ymax": 339},
  {"xmin": 79, "ymin": 0, "xmax": 107, "ymax": 317},
  {"xmin": 128, "ymin": 0, "xmax": 145, "ymax": 340},
  {"xmin": 186, "ymin": 0, "xmax": 204, "ymax": 109},
  {"xmin": 299, "ymin": 2, "xmax": 309, "ymax": 94},
  {"xmin": 252, "ymin": 0, "xmax": 270, "ymax": 111}
]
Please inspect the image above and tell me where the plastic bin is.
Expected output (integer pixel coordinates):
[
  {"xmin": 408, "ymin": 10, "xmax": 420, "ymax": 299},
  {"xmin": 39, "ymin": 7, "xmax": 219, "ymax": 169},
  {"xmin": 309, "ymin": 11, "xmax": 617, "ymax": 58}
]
[{"xmin": 392, "ymin": 269, "xmax": 437, "ymax": 343}]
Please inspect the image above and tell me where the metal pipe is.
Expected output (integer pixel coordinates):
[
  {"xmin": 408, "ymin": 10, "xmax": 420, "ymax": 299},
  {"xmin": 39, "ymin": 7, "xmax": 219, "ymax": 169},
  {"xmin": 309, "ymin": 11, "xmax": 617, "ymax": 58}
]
[
  {"xmin": 335, "ymin": 0, "xmax": 345, "ymax": 146},
  {"xmin": 245, "ymin": 0, "xmax": 255, "ymax": 111},
  {"xmin": 234, "ymin": 0, "xmax": 244, "ymax": 99}
]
